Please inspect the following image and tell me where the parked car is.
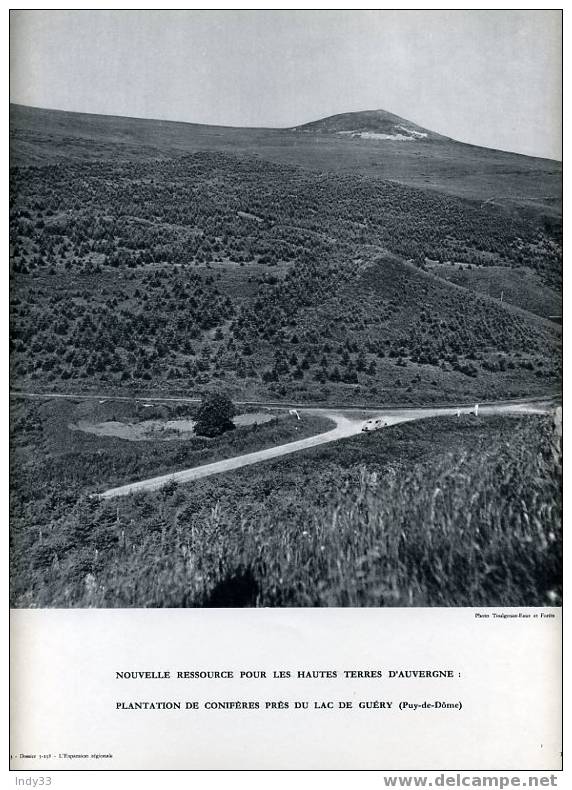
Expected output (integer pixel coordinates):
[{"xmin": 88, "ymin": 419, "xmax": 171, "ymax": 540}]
[{"xmin": 362, "ymin": 418, "xmax": 386, "ymax": 432}]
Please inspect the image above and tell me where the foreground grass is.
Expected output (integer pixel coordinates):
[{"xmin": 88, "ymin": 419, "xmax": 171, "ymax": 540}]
[{"xmin": 11, "ymin": 412, "xmax": 561, "ymax": 608}]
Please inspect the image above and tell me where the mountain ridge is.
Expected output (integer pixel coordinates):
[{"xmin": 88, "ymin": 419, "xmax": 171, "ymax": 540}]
[
  {"xmin": 10, "ymin": 102, "xmax": 559, "ymax": 162},
  {"xmin": 9, "ymin": 102, "xmax": 562, "ymax": 221}
]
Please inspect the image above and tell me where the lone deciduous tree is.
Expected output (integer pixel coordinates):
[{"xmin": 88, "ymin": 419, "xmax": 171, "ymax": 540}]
[{"xmin": 194, "ymin": 393, "xmax": 236, "ymax": 437}]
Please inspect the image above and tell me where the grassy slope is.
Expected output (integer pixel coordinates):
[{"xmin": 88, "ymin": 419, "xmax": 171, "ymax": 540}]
[
  {"xmin": 10, "ymin": 411, "xmax": 562, "ymax": 608},
  {"xmin": 425, "ymin": 261, "xmax": 562, "ymax": 321},
  {"xmin": 10, "ymin": 104, "xmax": 562, "ymax": 219}
]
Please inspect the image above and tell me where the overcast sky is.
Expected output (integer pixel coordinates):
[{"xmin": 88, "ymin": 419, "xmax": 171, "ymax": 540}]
[{"xmin": 10, "ymin": 9, "xmax": 562, "ymax": 160}]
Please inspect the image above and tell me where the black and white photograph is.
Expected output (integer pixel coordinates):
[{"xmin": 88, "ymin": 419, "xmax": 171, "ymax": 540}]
[
  {"xmin": 9, "ymin": 9, "xmax": 562, "ymax": 611},
  {"xmin": 8, "ymin": 7, "xmax": 564, "ymax": 776}
]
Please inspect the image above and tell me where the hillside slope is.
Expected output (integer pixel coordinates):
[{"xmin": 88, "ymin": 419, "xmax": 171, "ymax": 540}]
[
  {"xmin": 10, "ymin": 104, "xmax": 562, "ymax": 219},
  {"xmin": 9, "ymin": 150, "xmax": 561, "ymax": 405}
]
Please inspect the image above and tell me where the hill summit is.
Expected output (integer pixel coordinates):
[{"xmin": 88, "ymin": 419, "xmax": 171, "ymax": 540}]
[{"xmin": 291, "ymin": 109, "xmax": 445, "ymax": 141}]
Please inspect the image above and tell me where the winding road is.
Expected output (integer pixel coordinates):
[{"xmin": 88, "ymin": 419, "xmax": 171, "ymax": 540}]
[
  {"xmin": 9, "ymin": 390, "xmax": 556, "ymax": 499},
  {"xmin": 96, "ymin": 398, "xmax": 555, "ymax": 500}
]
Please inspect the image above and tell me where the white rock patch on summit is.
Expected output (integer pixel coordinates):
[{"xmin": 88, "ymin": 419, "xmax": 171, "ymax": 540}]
[{"xmin": 337, "ymin": 126, "xmax": 428, "ymax": 141}]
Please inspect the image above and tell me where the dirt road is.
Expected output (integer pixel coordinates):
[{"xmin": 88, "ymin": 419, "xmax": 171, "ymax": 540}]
[{"xmin": 98, "ymin": 399, "xmax": 554, "ymax": 499}]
